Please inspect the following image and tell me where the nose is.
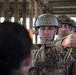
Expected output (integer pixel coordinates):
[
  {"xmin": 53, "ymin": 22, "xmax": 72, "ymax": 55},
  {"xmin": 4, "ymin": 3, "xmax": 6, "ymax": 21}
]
[
  {"xmin": 61, "ymin": 27, "xmax": 66, "ymax": 31},
  {"xmin": 44, "ymin": 29, "xmax": 49, "ymax": 34}
]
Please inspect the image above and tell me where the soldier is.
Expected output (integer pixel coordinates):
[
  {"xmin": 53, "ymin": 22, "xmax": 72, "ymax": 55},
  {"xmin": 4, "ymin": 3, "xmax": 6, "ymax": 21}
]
[
  {"xmin": 55, "ymin": 15, "xmax": 76, "ymax": 52},
  {"xmin": 56, "ymin": 15, "xmax": 74, "ymax": 40},
  {"xmin": 55, "ymin": 15, "xmax": 76, "ymax": 75},
  {"xmin": 29, "ymin": 14, "xmax": 76, "ymax": 75}
]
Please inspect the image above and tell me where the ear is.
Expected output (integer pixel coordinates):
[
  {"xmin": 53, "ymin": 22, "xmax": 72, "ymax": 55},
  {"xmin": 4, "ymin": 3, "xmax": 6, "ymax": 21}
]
[
  {"xmin": 20, "ymin": 52, "xmax": 33, "ymax": 73},
  {"xmin": 37, "ymin": 29, "xmax": 39, "ymax": 35},
  {"xmin": 34, "ymin": 29, "xmax": 38, "ymax": 35}
]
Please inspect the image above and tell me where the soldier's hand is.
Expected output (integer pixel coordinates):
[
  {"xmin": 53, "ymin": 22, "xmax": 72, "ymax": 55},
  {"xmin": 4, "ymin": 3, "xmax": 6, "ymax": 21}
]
[
  {"xmin": 70, "ymin": 32, "xmax": 76, "ymax": 47},
  {"xmin": 62, "ymin": 32, "xmax": 76, "ymax": 48}
]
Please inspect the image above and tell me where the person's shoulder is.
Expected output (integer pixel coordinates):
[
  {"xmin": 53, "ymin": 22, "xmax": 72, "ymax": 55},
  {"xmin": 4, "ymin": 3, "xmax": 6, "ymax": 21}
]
[
  {"xmin": 32, "ymin": 44, "xmax": 42, "ymax": 50},
  {"xmin": 31, "ymin": 44, "xmax": 43, "ymax": 58},
  {"xmin": 55, "ymin": 40, "xmax": 63, "ymax": 52}
]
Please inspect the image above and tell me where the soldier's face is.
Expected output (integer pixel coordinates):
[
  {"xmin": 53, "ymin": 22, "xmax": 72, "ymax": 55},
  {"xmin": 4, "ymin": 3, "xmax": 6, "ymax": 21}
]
[
  {"xmin": 38, "ymin": 26, "xmax": 57, "ymax": 41},
  {"xmin": 58, "ymin": 24, "xmax": 71, "ymax": 37}
]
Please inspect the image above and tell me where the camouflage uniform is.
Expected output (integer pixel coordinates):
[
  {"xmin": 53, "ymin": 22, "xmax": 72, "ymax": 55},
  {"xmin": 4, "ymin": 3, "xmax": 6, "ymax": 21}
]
[
  {"xmin": 55, "ymin": 41, "xmax": 76, "ymax": 75},
  {"xmin": 33, "ymin": 43, "xmax": 59, "ymax": 75},
  {"xmin": 31, "ymin": 41, "xmax": 76, "ymax": 75}
]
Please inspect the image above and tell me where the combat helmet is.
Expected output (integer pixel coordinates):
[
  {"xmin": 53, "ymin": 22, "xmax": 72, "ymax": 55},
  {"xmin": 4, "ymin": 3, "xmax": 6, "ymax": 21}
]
[
  {"xmin": 57, "ymin": 15, "xmax": 72, "ymax": 25},
  {"xmin": 34, "ymin": 14, "xmax": 59, "ymax": 28},
  {"xmin": 71, "ymin": 19, "xmax": 76, "ymax": 28}
]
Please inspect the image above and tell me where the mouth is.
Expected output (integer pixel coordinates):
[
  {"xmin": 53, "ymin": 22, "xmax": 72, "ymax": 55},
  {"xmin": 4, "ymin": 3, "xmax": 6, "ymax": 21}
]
[
  {"xmin": 43, "ymin": 37, "xmax": 51, "ymax": 38},
  {"xmin": 61, "ymin": 32, "xmax": 67, "ymax": 34},
  {"xmin": 43, "ymin": 37, "xmax": 52, "ymax": 40}
]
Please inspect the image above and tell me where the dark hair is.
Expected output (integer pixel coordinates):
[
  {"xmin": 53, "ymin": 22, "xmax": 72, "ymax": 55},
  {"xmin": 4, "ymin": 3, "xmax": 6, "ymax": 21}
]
[
  {"xmin": 59, "ymin": 23, "xmax": 72, "ymax": 28},
  {"xmin": 0, "ymin": 21, "xmax": 32, "ymax": 75}
]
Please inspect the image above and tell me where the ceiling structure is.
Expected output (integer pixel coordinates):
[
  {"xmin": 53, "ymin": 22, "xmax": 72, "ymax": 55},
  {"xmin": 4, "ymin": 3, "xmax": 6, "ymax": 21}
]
[
  {"xmin": 0, "ymin": 0, "xmax": 76, "ymax": 43},
  {"xmin": 0, "ymin": 0, "xmax": 76, "ymax": 17},
  {"xmin": 39, "ymin": 0, "xmax": 76, "ymax": 17}
]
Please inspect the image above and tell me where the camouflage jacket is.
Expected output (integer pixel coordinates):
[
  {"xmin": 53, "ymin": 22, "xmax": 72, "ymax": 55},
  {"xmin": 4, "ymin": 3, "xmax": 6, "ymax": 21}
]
[
  {"xmin": 29, "ymin": 41, "xmax": 76, "ymax": 75},
  {"xmin": 55, "ymin": 40, "xmax": 76, "ymax": 75}
]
